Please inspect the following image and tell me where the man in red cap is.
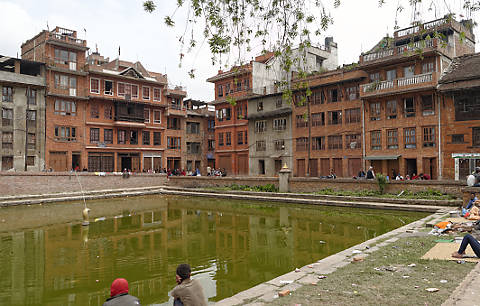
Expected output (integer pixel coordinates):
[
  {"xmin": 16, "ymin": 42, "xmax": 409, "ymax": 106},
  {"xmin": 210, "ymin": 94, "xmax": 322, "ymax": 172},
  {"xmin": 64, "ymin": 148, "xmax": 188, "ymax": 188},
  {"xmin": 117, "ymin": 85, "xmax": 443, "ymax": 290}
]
[{"xmin": 103, "ymin": 278, "xmax": 141, "ymax": 306}]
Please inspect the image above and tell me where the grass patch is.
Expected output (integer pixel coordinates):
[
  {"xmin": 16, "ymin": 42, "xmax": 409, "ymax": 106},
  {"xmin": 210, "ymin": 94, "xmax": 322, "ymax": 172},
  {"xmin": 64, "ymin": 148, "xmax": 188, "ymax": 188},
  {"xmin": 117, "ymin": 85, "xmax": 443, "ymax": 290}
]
[
  {"xmin": 313, "ymin": 188, "xmax": 457, "ymax": 200},
  {"xmin": 206, "ymin": 186, "xmax": 457, "ymax": 200},
  {"xmin": 267, "ymin": 236, "xmax": 473, "ymax": 305},
  {"xmin": 211, "ymin": 184, "xmax": 279, "ymax": 193}
]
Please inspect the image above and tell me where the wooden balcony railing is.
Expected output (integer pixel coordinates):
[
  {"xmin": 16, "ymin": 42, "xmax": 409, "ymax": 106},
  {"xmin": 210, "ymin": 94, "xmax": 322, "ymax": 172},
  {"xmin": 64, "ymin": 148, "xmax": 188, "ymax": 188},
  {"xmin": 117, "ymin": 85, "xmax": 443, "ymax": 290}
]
[{"xmin": 360, "ymin": 72, "xmax": 434, "ymax": 97}]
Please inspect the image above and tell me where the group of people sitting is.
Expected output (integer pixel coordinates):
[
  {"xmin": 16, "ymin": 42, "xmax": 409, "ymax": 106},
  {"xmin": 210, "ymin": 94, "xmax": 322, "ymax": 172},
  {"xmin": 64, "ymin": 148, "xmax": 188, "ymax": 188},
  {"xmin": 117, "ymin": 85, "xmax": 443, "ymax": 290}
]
[
  {"xmin": 355, "ymin": 166, "xmax": 431, "ymax": 181},
  {"xmin": 103, "ymin": 264, "xmax": 206, "ymax": 306},
  {"xmin": 452, "ymin": 192, "xmax": 480, "ymax": 259},
  {"xmin": 206, "ymin": 166, "xmax": 227, "ymax": 177},
  {"xmin": 167, "ymin": 168, "xmax": 202, "ymax": 177}
]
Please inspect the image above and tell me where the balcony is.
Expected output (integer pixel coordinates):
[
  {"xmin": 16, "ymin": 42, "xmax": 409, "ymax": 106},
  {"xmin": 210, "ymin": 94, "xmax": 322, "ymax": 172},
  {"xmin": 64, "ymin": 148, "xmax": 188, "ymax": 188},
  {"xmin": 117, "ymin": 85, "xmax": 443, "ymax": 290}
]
[
  {"xmin": 360, "ymin": 38, "xmax": 453, "ymax": 66},
  {"xmin": 167, "ymin": 104, "xmax": 187, "ymax": 117},
  {"xmin": 360, "ymin": 72, "xmax": 436, "ymax": 98},
  {"xmin": 46, "ymin": 58, "xmax": 85, "ymax": 74},
  {"xmin": 47, "ymin": 27, "xmax": 87, "ymax": 48},
  {"xmin": 165, "ymin": 85, "xmax": 187, "ymax": 97}
]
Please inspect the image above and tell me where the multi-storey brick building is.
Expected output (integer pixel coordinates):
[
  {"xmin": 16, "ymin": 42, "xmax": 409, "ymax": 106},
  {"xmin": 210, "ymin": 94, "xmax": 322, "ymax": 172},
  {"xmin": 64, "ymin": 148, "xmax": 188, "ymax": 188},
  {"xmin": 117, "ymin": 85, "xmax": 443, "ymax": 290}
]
[
  {"xmin": 292, "ymin": 68, "xmax": 367, "ymax": 177},
  {"xmin": 164, "ymin": 86, "xmax": 187, "ymax": 171},
  {"xmin": 211, "ymin": 39, "xmax": 338, "ymax": 175},
  {"xmin": 21, "ymin": 27, "xmax": 89, "ymax": 171},
  {"xmin": 183, "ymin": 99, "xmax": 215, "ymax": 174},
  {"xmin": 21, "ymin": 26, "xmax": 186, "ymax": 172},
  {"xmin": 359, "ymin": 16, "xmax": 475, "ymax": 179},
  {"xmin": 208, "ymin": 65, "xmax": 252, "ymax": 175},
  {"xmin": 438, "ymin": 52, "xmax": 480, "ymax": 180},
  {"xmin": 248, "ymin": 91, "xmax": 292, "ymax": 176},
  {"xmin": 86, "ymin": 52, "xmax": 169, "ymax": 172},
  {"xmin": 0, "ymin": 56, "xmax": 46, "ymax": 171}
]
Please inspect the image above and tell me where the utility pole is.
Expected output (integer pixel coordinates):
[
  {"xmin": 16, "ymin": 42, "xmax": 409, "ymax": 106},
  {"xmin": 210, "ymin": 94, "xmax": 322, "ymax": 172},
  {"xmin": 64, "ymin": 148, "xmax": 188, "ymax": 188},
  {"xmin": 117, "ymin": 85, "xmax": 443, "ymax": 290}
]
[
  {"xmin": 306, "ymin": 96, "xmax": 311, "ymax": 177},
  {"xmin": 24, "ymin": 87, "xmax": 29, "ymax": 171}
]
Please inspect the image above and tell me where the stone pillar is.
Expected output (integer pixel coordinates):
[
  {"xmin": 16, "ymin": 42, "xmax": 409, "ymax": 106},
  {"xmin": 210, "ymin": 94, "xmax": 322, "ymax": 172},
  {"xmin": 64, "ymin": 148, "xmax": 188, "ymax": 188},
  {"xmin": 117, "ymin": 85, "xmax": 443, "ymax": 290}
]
[{"xmin": 279, "ymin": 163, "xmax": 292, "ymax": 193}]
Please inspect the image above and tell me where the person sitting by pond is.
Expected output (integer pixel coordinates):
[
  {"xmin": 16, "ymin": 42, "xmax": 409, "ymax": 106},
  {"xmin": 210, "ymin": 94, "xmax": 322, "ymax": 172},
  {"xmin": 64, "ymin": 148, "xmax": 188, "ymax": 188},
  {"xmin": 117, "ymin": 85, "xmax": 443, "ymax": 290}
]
[
  {"xmin": 452, "ymin": 234, "xmax": 480, "ymax": 259},
  {"xmin": 326, "ymin": 169, "xmax": 337, "ymax": 179},
  {"xmin": 366, "ymin": 166, "xmax": 375, "ymax": 179},
  {"xmin": 357, "ymin": 169, "xmax": 366, "ymax": 179},
  {"xmin": 171, "ymin": 263, "xmax": 207, "ymax": 306},
  {"xmin": 395, "ymin": 173, "xmax": 404, "ymax": 180},
  {"xmin": 466, "ymin": 201, "xmax": 480, "ymax": 220},
  {"xmin": 462, "ymin": 192, "xmax": 478, "ymax": 216},
  {"xmin": 473, "ymin": 167, "xmax": 480, "ymax": 187},
  {"xmin": 103, "ymin": 278, "xmax": 140, "ymax": 306}
]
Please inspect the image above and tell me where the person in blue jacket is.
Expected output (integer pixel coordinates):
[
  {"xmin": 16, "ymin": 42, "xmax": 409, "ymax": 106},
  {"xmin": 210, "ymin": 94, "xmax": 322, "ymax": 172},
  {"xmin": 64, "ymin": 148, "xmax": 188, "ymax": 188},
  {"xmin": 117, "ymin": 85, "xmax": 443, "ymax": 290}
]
[{"xmin": 462, "ymin": 192, "xmax": 478, "ymax": 216}]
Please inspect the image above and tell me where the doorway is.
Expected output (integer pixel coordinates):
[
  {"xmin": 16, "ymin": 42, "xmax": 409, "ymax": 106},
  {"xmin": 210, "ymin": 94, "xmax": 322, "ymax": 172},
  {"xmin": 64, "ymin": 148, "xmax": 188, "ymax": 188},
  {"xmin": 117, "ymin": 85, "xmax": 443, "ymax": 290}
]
[
  {"xmin": 72, "ymin": 153, "xmax": 81, "ymax": 170},
  {"xmin": 405, "ymin": 158, "xmax": 417, "ymax": 177},
  {"xmin": 309, "ymin": 159, "xmax": 318, "ymax": 177},
  {"xmin": 121, "ymin": 156, "xmax": 132, "ymax": 172},
  {"xmin": 167, "ymin": 157, "xmax": 181, "ymax": 170},
  {"xmin": 118, "ymin": 153, "xmax": 140, "ymax": 172},
  {"xmin": 422, "ymin": 157, "xmax": 436, "ymax": 179},
  {"xmin": 259, "ymin": 160, "xmax": 265, "ymax": 175}
]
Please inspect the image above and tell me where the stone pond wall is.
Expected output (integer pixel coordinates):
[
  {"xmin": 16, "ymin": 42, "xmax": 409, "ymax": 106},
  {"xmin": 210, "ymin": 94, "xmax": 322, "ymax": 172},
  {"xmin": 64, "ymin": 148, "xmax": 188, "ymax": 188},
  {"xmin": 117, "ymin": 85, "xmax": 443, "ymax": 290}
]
[
  {"xmin": 0, "ymin": 172, "xmax": 167, "ymax": 196},
  {"xmin": 167, "ymin": 176, "xmax": 467, "ymax": 197},
  {"xmin": 1, "ymin": 172, "xmax": 473, "ymax": 199}
]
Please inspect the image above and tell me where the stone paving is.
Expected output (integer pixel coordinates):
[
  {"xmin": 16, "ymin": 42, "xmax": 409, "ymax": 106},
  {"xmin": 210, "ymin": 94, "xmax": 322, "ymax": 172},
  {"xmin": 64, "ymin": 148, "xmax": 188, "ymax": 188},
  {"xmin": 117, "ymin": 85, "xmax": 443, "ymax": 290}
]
[{"xmin": 442, "ymin": 261, "xmax": 480, "ymax": 306}]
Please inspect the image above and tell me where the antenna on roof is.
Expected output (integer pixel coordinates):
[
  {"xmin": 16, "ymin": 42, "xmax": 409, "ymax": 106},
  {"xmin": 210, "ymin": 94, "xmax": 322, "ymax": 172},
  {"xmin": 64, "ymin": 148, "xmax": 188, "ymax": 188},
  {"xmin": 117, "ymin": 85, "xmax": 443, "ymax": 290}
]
[{"xmin": 46, "ymin": 21, "xmax": 49, "ymax": 31}]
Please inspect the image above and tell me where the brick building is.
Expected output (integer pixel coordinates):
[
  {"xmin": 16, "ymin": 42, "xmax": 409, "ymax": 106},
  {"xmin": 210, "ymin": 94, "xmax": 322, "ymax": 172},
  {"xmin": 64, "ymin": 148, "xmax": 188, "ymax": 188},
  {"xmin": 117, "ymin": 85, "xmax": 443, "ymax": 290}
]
[
  {"xmin": 21, "ymin": 27, "xmax": 89, "ymax": 171},
  {"xmin": 359, "ymin": 16, "xmax": 475, "ymax": 179},
  {"xmin": 86, "ymin": 52, "xmax": 169, "ymax": 172},
  {"xmin": 183, "ymin": 99, "xmax": 215, "ymax": 174},
  {"xmin": 210, "ymin": 40, "xmax": 338, "ymax": 175},
  {"xmin": 21, "ymin": 26, "xmax": 186, "ymax": 172},
  {"xmin": 292, "ymin": 68, "xmax": 367, "ymax": 177},
  {"xmin": 207, "ymin": 65, "xmax": 252, "ymax": 175},
  {"xmin": 164, "ymin": 86, "xmax": 187, "ymax": 171},
  {"xmin": 0, "ymin": 56, "xmax": 46, "ymax": 171},
  {"xmin": 248, "ymin": 91, "xmax": 292, "ymax": 176},
  {"xmin": 438, "ymin": 52, "xmax": 480, "ymax": 180}
]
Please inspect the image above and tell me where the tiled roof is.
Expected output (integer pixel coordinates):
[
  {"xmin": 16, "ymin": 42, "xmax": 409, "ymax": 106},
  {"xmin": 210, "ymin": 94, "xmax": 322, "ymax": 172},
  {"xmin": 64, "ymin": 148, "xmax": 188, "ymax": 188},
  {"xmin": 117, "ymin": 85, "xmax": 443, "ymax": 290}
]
[{"xmin": 439, "ymin": 52, "xmax": 480, "ymax": 84}]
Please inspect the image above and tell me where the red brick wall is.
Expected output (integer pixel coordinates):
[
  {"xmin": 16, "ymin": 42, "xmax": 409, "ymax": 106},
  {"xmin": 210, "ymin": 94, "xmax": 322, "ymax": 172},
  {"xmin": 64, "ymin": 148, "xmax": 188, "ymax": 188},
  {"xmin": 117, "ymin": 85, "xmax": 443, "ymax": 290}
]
[{"xmin": 0, "ymin": 172, "xmax": 167, "ymax": 196}]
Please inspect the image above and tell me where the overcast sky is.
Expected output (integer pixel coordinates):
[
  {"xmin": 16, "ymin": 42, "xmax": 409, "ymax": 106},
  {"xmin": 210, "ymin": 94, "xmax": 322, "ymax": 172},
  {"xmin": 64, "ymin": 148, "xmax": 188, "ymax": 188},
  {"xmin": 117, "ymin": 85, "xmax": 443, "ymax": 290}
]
[{"xmin": 1, "ymin": 0, "xmax": 478, "ymax": 101}]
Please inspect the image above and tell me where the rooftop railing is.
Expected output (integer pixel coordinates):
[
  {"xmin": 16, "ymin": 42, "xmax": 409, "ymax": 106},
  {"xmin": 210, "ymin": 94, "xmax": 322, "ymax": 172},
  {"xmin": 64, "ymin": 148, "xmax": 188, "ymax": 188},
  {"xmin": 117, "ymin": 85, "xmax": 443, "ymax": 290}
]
[
  {"xmin": 394, "ymin": 17, "xmax": 450, "ymax": 38},
  {"xmin": 361, "ymin": 38, "xmax": 449, "ymax": 64}
]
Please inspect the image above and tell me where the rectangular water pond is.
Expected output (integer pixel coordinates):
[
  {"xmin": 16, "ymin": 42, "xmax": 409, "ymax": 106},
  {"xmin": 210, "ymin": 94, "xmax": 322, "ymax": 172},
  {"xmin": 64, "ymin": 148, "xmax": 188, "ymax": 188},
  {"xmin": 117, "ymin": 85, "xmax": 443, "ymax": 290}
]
[{"xmin": 0, "ymin": 195, "xmax": 427, "ymax": 305}]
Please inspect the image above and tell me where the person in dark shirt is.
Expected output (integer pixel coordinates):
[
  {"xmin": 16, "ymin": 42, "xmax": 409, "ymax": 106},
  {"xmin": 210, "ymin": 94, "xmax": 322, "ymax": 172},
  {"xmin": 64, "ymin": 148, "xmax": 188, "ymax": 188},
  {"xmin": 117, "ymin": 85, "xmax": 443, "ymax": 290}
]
[
  {"xmin": 366, "ymin": 166, "xmax": 375, "ymax": 179},
  {"xmin": 103, "ymin": 278, "xmax": 140, "ymax": 306},
  {"xmin": 462, "ymin": 192, "xmax": 479, "ymax": 216},
  {"xmin": 474, "ymin": 167, "xmax": 480, "ymax": 187}
]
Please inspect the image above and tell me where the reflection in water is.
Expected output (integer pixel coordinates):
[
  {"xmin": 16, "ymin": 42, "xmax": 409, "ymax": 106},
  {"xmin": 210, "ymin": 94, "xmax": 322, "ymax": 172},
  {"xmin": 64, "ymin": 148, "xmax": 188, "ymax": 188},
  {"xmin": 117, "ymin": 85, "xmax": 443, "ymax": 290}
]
[{"xmin": 0, "ymin": 195, "xmax": 426, "ymax": 305}]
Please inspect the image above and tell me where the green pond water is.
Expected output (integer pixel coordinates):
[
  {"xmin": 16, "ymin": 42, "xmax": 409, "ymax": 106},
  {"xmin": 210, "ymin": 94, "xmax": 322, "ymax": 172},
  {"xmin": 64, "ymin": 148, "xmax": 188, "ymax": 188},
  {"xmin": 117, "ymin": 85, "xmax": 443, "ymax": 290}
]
[{"xmin": 0, "ymin": 195, "xmax": 427, "ymax": 305}]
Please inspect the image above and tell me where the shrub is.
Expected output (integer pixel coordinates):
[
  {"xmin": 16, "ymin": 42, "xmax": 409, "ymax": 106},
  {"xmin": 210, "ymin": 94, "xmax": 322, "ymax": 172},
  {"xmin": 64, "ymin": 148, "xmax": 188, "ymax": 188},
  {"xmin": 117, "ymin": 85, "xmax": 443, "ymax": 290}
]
[{"xmin": 376, "ymin": 174, "xmax": 388, "ymax": 194}]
